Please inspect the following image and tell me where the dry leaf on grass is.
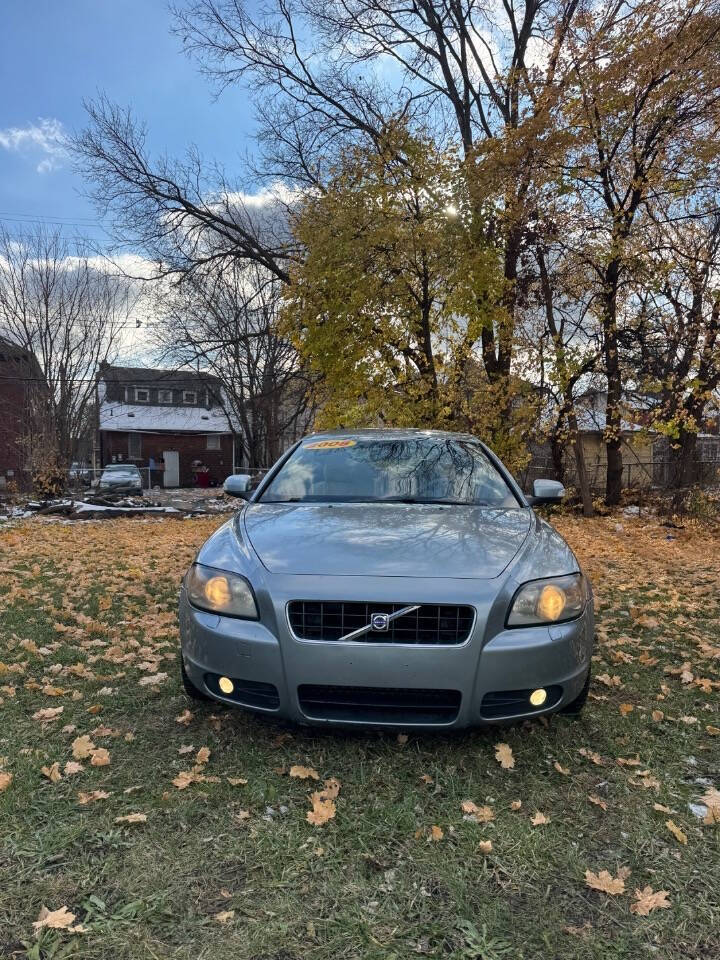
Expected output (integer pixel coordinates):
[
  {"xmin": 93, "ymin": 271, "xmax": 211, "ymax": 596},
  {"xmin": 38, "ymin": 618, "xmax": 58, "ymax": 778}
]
[
  {"xmin": 478, "ymin": 840, "xmax": 493, "ymax": 854},
  {"xmin": 41, "ymin": 762, "xmax": 61, "ymax": 783},
  {"xmin": 214, "ymin": 910, "xmax": 235, "ymax": 924},
  {"xmin": 71, "ymin": 735, "xmax": 95, "ymax": 760},
  {"xmin": 531, "ymin": 811, "xmax": 549, "ymax": 826},
  {"xmin": 290, "ymin": 765, "xmax": 319, "ymax": 781},
  {"xmin": 33, "ymin": 706, "xmax": 63, "ymax": 721},
  {"xmin": 33, "ymin": 905, "xmax": 84, "ymax": 933},
  {"xmin": 195, "ymin": 746, "xmax": 210, "ymax": 765},
  {"xmin": 77, "ymin": 790, "xmax": 111, "ymax": 804},
  {"xmin": 430, "ymin": 825, "xmax": 444, "ymax": 842},
  {"xmin": 227, "ymin": 777, "xmax": 248, "ymax": 787},
  {"xmin": 90, "ymin": 747, "xmax": 110, "ymax": 767},
  {"xmin": 553, "ymin": 761, "xmax": 570, "ymax": 775},
  {"xmin": 307, "ymin": 777, "xmax": 341, "ymax": 826},
  {"xmin": 619, "ymin": 703, "xmax": 634, "ymax": 716},
  {"xmin": 175, "ymin": 709, "xmax": 193, "ymax": 725},
  {"xmin": 630, "ymin": 886, "xmax": 671, "ymax": 915},
  {"xmin": 585, "ymin": 867, "xmax": 629, "ymax": 895},
  {"xmin": 588, "ymin": 795, "xmax": 608, "ymax": 811},
  {"xmin": 666, "ymin": 819, "xmax": 688, "ymax": 844},
  {"xmin": 63, "ymin": 761, "xmax": 83, "ymax": 775},
  {"xmin": 397, "ymin": 733, "xmax": 408, "ymax": 745},
  {"xmin": 115, "ymin": 812, "xmax": 147, "ymax": 824},
  {"xmin": 579, "ymin": 748, "xmax": 603, "ymax": 766},
  {"xmin": 653, "ymin": 802, "xmax": 673, "ymax": 814},
  {"xmin": 510, "ymin": 799, "xmax": 522, "ymax": 811},
  {"xmin": 461, "ymin": 800, "xmax": 494, "ymax": 823},
  {"xmin": 495, "ymin": 742, "xmax": 515, "ymax": 769},
  {"xmin": 700, "ymin": 788, "xmax": 720, "ymax": 825}
]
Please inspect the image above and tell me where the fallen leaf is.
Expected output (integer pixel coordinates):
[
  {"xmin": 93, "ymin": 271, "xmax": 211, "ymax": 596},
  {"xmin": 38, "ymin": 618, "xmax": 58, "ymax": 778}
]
[
  {"xmin": 619, "ymin": 703, "xmax": 634, "ymax": 716},
  {"xmin": 71, "ymin": 735, "xmax": 96, "ymax": 760},
  {"xmin": 495, "ymin": 743, "xmax": 514, "ymax": 769},
  {"xmin": 665, "ymin": 819, "xmax": 688, "ymax": 845},
  {"xmin": 579, "ymin": 748, "xmax": 603, "ymax": 766},
  {"xmin": 461, "ymin": 800, "xmax": 494, "ymax": 823},
  {"xmin": 430, "ymin": 825, "xmax": 443, "ymax": 842},
  {"xmin": 77, "ymin": 790, "xmax": 111, "ymax": 804},
  {"xmin": 396, "ymin": 733, "xmax": 408, "ymax": 745},
  {"xmin": 616, "ymin": 757, "xmax": 642, "ymax": 767},
  {"xmin": 33, "ymin": 905, "xmax": 77, "ymax": 931},
  {"xmin": 588, "ymin": 794, "xmax": 608, "ymax": 811},
  {"xmin": 290, "ymin": 765, "xmax": 319, "ymax": 781},
  {"xmin": 706, "ymin": 725, "xmax": 720, "ymax": 736},
  {"xmin": 214, "ymin": 910, "xmax": 235, "ymax": 924},
  {"xmin": 90, "ymin": 747, "xmax": 110, "ymax": 767},
  {"xmin": 510, "ymin": 799, "xmax": 522, "ymax": 811},
  {"xmin": 419, "ymin": 774, "xmax": 433, "ymax": 785},
  {"xmin": 585, "ymin": 868, "xmax": 627, "ymax": 895},
  {"xmin": 175, "ymin": 709, "xmax": 193, "ymax": 725},
  {"xmin": 531, "ymin": 811, "xmax": 549, "ymax": 826},
  {"xmin": 306, "ymin": 778, "xmax": 341, "ymax": 826},
  {"xmin": 33, "ymin": 706, "xmax": 64, "ymax": 722},
  {"xmin": 227, "ymin": 777, "xmax": 248, "ymax": 787},
  {"xmin": 195, "ymin": 746, "xmax": 210, "ymax": 765},
  {"xmin": 478, "ymin": 840, "xmax": 493, "ymax": 854},
  {"xmin": 115, "ymin": 812, "xmax": 147, "ymax": 824},
  {"xmin": 554, "ymin": 761, "xmax": 570, "ymax": 775},
  {"xmin": 41, "ymin": 762, "xmax": 61, "ymax": 783},
  {"xmin": 652, "ymin": 710, "xmax": 664, "ymax": 722},
  {"xmin": 630, "ymin": 886, "xmax": 671, "ymax": 915}
]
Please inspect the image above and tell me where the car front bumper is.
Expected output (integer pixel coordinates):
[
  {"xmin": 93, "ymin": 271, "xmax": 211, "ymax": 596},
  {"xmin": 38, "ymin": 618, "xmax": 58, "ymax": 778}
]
[{"xmin": 179, "ymin": 579, "xmax": 594, "ymax": 729}]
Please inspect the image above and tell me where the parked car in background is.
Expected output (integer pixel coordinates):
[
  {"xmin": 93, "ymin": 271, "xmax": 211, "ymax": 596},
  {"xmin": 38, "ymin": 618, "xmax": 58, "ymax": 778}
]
[
  {"xmin": 68, "ymin": 462, "xmax": 93, "ymax": 486},
  {"xmin": 96, "ymin": 464, "xmax": 143, "ymax": 496},
  {"xmin": 179, "ymin": 429, "xmax": 594, "ymax": 730}
]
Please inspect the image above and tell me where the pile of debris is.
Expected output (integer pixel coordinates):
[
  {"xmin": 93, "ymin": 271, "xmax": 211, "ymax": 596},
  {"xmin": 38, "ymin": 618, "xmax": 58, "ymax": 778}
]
[{"xmin": 10, "ymin": 493, "xmax": 236, "ymax": 521}]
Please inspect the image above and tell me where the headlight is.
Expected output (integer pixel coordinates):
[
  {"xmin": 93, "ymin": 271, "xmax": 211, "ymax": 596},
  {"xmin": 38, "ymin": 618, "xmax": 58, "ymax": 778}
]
[
  {"xmin": 507, "ymin": 573, "xmax": 587, "ymax": 627},
  {"xmin": 185, "ymin": 563, "xmax": 258, "ymax": 619}
]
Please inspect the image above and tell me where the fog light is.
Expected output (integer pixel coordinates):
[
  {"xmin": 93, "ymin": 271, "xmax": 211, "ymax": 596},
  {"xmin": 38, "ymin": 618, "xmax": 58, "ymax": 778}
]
[
  {"xmin": 529, "ymin": 688, "xmax": 547, "ymax": 707},
  {"xmin": 218, "ymin": 676, "xmax": 234, "ymax": 695}
]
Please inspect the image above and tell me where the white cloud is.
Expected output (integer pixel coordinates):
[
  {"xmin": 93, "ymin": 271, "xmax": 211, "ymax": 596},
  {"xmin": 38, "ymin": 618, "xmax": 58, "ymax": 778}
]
[{"xmin": 0, "ymin": 118, "xmax": 68, "ymax": 173}]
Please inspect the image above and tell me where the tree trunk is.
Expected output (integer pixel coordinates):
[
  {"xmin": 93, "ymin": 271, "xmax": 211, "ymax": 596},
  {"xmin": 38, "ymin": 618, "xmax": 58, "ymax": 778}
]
[
  {"xmin": 602, "ymin": 265, "xmax": 624, "ymax": 506},
  {"xmin": 568, "ymin": 411, "xmax": 594, "ymax": 517}
]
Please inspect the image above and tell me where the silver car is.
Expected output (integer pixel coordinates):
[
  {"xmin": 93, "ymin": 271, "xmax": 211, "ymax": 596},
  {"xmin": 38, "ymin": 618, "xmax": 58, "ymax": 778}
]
[{"xmin": 179, "ymin": 430, "xmax": 594, "ymax": 729}]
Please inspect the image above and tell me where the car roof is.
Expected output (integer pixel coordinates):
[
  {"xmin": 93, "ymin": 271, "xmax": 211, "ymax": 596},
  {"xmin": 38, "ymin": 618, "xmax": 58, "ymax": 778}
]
[{"xmin": 301, "ymin": 427, "xmax": 479, "ymax": 443}]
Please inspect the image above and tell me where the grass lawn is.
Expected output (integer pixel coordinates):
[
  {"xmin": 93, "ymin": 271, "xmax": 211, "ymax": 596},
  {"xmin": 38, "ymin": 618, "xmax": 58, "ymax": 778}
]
[{"xmin": 0, "ymin": 512, "xmax": 718, "ymax": 959}]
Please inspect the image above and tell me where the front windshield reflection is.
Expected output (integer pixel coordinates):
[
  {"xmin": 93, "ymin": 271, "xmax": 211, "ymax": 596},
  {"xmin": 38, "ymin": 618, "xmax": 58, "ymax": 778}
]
[{"xmin": 260, "ymin": 437, "xmax": 519, "ymax": 507}]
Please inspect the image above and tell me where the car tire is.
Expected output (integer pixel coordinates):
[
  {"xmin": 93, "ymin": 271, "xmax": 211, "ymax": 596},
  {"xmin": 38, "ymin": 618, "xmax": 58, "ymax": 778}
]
[
  {"xmin": 560, "ymin": 666, "xmax": 591, "ymax": 717},
  {"xmin": 180, "ymin": 655, "xmax": 211, "ymax": 701}
]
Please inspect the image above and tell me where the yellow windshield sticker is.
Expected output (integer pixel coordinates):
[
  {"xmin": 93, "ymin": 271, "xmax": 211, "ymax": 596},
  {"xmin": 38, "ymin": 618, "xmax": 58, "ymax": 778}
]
[{"xmin": 304, "ymin": 439, "xmax": 357, "ymax": 449}]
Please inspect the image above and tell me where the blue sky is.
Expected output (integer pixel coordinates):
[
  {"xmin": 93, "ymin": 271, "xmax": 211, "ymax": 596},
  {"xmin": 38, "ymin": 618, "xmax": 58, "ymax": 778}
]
[{"xmin": 0, "ymin": 0, "xmax": 257, "ymax": 244}]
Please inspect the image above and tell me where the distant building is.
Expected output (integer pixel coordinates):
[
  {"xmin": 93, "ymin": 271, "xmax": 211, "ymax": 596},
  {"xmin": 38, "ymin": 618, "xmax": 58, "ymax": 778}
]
[
  {"xmin": 97, "ymin": 364, "xmax": 235, "ymax": 488},
  {"xmin": 0, "ymin": 337, "xmax": 45, "ymax": 490}
]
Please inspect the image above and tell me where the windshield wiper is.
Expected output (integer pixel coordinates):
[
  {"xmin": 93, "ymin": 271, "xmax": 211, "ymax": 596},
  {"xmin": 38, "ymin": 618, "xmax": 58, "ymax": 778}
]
[{"xmin": 378, "ymin": 497, "xmax": 490, "ymax": 506}]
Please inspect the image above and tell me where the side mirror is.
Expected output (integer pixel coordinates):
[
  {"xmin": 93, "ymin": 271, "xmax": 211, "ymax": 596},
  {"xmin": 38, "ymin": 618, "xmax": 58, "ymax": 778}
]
[
  {"xmin": 528, "ymin": 478, "xmax": 565, "ymax": 506},
  {"xmin": 224, "ymin": 474, "xmax": 252, "ymax": 498}
]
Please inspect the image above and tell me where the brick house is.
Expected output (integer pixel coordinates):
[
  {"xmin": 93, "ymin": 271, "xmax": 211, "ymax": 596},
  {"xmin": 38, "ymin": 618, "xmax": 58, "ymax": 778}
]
[
  {"xmin": 0, "ymin": 337, "xmax": 45, "ymax": 490},
  {"xmin": 97, "ymin": 364, "xmax": 235, "ymax": 488}
]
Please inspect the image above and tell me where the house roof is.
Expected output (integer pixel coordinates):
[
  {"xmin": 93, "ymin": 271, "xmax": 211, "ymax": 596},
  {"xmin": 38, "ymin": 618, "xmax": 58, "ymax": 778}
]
[
  {"xmin": 98, "ymin": 400, "xmax": 233, "ymax": 434},
  {"xmin": 99, "ymin": 363, "xmax": 223, "ymax": 392},
  {"xmin": 0, "ymin": 336, "xmax": 46, "ymax": 382}
]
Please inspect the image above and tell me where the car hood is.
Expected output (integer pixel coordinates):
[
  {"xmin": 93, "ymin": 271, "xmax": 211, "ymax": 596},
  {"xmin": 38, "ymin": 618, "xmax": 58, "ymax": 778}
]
[{"xmin": 243, "ymin": 503, "xmax": 531, "ymax": 579}]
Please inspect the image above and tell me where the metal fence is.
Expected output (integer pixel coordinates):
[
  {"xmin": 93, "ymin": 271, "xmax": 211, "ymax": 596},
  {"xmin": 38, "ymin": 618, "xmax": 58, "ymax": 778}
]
[{"xmin": 520, "ymin": 455, "xmax": 720, "ymax": 493}]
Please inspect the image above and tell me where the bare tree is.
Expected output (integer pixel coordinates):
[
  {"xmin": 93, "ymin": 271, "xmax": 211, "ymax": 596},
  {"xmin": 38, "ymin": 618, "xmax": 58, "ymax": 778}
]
[
  {"xmin": 0, "ymin": 227, "xmax": 136, "ymax": 472},
  {"xmin": 154, "ymin": 261, "xmax": 313, "ymax": 465}
]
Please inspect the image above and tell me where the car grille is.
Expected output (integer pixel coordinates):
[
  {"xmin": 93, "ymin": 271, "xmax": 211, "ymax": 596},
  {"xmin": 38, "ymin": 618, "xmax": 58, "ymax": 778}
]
[
  {"xmin": 298, "ymin": 684, "xmax": 461, "ymax": 724},
  {"xmin": 287, "ymin": 601, "xmax": 474, "ymax": 645}
]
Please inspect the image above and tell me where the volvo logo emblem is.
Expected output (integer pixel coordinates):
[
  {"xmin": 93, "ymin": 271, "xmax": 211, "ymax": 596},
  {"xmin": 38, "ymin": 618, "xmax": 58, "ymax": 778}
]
[{"xmin": 370, "ymin": 612, "xmax": 390, "ymax": 631}]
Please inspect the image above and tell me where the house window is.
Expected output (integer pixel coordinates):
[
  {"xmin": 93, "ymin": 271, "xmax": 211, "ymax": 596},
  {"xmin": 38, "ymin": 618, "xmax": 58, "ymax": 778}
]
[
  {"xmin": 135, "ymin": 388, "xmax": 149, "ymax": 402},
  {"xmin": 183, "ymin": 390, "xmax": 197, "ymax": 405},
  {"xmin": 206, "ymin": 434, "xmax": 221, "ymax": 451},
  {"xmin": 158, "ymin": 389, "xmax": 173, "ymax": 404},
  {"xmin": 128, "ymin": 434, "xmax": 142, "ymax": 459}
]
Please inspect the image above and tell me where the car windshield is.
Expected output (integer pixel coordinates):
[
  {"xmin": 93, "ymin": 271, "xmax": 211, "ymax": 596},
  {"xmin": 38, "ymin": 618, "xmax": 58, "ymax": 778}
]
[
  {"xmin": 103, "ymin": 466, "xmax": 138, "ymax": 475},
  {"xmin": 259, "ymin": 436, "xmax": 520, "ymax": 507}
]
